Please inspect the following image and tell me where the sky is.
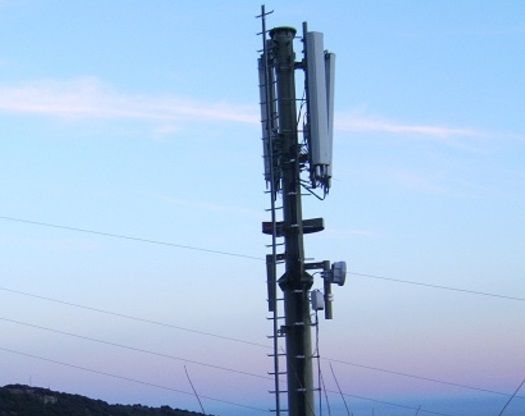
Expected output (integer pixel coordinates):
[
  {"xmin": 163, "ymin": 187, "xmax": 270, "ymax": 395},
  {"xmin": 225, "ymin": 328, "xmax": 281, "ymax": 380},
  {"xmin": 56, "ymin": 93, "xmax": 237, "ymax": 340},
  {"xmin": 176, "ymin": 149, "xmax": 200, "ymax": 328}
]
[{"xmin": 0, "ymin": 1, "xmax": 524, "ymax": 415}]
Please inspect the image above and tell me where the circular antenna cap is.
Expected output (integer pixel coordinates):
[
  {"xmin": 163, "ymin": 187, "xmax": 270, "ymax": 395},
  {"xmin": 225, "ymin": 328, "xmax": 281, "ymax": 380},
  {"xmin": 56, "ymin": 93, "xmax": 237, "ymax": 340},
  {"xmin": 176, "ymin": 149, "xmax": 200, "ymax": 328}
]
[{"xmin": 331, "ymin": 261, "xmax": 347, "ymax": 286}]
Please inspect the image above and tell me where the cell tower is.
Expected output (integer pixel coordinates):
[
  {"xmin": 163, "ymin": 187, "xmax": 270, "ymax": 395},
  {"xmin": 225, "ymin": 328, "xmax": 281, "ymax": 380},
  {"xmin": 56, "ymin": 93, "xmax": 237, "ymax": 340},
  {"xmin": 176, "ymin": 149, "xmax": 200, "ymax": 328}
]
[{"xmin": 257, "ymin": 6, "xmax": 346, "ymax": 416}]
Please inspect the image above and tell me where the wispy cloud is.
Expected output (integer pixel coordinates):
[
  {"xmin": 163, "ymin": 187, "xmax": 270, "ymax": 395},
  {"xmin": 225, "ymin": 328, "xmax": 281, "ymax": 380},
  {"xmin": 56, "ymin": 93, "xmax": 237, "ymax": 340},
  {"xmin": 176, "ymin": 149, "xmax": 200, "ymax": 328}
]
[
  {"xmin": 0, "ymin": 77, "xmax": 258, "ymax": 125},
  {"xmin": 336, "ymin": 111, "xmax": 479, "ymax": 139},
  {"xmin": 0, "ymin": 78, "xmax": 486, "ymax": 144}
]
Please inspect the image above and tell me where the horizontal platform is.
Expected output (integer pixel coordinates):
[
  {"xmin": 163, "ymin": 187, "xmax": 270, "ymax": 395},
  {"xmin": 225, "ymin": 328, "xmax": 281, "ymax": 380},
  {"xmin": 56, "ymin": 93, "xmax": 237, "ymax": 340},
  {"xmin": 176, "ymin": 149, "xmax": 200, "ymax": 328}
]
[{"xmin": 262, "ymin": 217, "xmax": 324, "ymax": 236}]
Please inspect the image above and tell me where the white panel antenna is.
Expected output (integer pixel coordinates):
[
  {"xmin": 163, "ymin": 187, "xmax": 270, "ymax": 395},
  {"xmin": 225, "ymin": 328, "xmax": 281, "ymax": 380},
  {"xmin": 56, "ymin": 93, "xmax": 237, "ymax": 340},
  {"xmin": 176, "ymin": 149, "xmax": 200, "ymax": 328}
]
[
  {"xmin": 305, "ymin": 31, "xmax": 334, "ymax": 191},
  {"xmin": 258, "ymin": 53, "xmax": 277, "ymax": 186},
  {"xmin": 305, "ymin": 32, "xmax": 328, "ymax": 165},
  {"xmin": 325, "ymin": 52, "xmax": 336, "ymax": 183}
]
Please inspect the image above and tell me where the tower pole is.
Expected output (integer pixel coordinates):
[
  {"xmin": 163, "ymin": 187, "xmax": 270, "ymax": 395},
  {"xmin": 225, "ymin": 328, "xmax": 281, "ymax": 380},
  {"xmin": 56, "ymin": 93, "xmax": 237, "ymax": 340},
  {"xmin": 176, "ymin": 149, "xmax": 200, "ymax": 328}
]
[{"xmin": 270, "ymin": 27, "xmax": 315, "ymax": 416}]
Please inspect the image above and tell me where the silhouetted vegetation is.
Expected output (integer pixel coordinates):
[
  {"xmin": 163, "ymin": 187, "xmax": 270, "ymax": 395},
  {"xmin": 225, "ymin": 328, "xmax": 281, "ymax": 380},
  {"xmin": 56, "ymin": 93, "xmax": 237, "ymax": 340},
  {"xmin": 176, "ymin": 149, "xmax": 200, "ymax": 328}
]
[{"xmin": 0, "ymin": 384, "xmax": 209, "ymax": 416}]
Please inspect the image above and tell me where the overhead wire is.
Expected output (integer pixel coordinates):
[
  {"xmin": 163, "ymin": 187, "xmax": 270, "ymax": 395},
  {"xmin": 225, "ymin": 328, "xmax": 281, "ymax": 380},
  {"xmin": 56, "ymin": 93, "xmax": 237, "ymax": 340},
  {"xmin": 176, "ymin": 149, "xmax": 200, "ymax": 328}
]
[
  {"xmin": 0, "ymin": 346, "xmax": 268, "ymax": 413},
  {"xmin": 0, "ymin": 285, "xmax": 268, "ymax": 349},
  {"xmin": 2, "ymin": 214, "xmax": 525, "ymax": 409},
  {"xmin": 325, "ymin": 357, "xmax": 525, "ymax": 400},
  {"xmin": 319, "ymin": 370, "xmax": 331, "ymax": 416},
  {"xmin": 322, "ymin": 387, "xmax": 458, "ymax": 416},
  {"xmin": 313, "ymin": 310, "xmax": 324, "ymax": 416},
  {"xmin": 0, "ymin": 215, "xmax": 261, "ymax": 261},
  {"xmin": 184, "ymin": 365, "xmax": 206, "ymax": 415},
  {"xmin": 1, "ymin": 283, "xmax": 523, "ymax": 401},
  {"xmin": 350, "ymin": 271, "xmax": 525, "ymax": 303},
  {"xmin": 0, "ymin": 342, "xmax": 465, "ymax": 416},
  {"xmin": 1, "ymin": 215, "xmax": 524, "ymax": 303},
  {"xmin": 497, "ymin": 377, "xmax": 525, "ymax": 416},
  {"xmin": 329, "ymin": 362, "xmax": 351, "ymax": 416},
  {"xmin": 0, "ymin": 317, "xmax": 272, "ymax": 381}
]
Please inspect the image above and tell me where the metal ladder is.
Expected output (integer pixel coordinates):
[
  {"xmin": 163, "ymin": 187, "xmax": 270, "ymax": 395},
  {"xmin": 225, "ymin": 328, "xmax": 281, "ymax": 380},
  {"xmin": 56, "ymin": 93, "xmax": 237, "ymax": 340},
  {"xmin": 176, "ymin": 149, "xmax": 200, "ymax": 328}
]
[{"xmin": 258, "ymin": 6, "xmax": 289, "ymax": 415}]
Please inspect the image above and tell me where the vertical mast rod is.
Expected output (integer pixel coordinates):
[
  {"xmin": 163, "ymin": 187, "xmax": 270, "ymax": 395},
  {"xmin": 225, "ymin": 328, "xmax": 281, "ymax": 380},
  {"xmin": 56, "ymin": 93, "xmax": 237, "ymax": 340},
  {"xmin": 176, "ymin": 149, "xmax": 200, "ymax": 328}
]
[{"xmin": 270, "ymin": 26, "xmax": 315, "ymax": 416}]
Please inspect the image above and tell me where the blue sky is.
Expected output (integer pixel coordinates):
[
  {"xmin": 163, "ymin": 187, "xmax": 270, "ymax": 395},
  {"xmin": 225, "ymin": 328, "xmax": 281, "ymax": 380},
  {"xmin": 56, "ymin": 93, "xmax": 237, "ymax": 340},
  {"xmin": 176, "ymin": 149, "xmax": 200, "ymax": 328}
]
[{"xmin": 1, "ymin": 1, "xmax": 524, "ymax": 415}]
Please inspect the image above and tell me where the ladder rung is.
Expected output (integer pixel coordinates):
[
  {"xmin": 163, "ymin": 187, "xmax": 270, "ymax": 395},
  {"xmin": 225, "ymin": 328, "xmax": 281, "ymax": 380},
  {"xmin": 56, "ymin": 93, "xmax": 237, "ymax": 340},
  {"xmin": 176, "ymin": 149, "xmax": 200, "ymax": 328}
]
[{"xmin": 265, "ymin": 241, "xmax": 284, "ymax": 246}]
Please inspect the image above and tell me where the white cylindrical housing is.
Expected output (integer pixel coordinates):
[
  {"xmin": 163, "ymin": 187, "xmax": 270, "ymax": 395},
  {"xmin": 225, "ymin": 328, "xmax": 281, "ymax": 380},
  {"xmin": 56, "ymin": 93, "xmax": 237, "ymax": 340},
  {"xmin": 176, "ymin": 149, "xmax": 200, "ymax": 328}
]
[{"xmin": 305, "ymin": 32, "xmax": 329, "ymax": 167}]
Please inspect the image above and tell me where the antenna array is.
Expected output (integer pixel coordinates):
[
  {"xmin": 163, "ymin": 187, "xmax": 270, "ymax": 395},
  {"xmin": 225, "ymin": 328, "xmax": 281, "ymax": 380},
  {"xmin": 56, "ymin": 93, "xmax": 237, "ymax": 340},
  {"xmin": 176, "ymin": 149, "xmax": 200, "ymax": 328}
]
[{"xmin": 257, "ymin": 6, "xmax": 346, "ymax": 416}]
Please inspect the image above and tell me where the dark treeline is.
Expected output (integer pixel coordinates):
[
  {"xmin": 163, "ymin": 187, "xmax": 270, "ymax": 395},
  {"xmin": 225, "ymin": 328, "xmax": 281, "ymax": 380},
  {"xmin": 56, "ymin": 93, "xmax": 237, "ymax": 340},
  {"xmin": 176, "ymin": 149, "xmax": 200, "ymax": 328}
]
[{"xmin": 0, "ymin": 384, "xmax": 209, "ymax": 416}]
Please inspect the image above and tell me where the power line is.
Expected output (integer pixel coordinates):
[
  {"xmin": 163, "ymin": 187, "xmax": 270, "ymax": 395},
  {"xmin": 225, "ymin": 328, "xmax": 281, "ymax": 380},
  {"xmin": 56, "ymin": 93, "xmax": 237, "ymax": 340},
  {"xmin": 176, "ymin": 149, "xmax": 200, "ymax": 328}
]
[
  {"xmin": 325, "ymin": 357, "xmax": 524, "ymax": 400},
  {"xmin": 184, "ymin": 365, "xmax": 206, "ymax": 415},
  {"xmin": 2, "ymin": 216, "xmax": 525, "ymax": 407},
  {"xmin": 0, "ymin": 343, "xmax": 466, "ymax": 416},
  {"xmin": 350, "ymin": 271, "xmax": 525, "ymax": 303},
  {"xmin": 498, "ymin": 377, "xmax": 525, "ymax": 416},
  {"xmin": 2, "ymin": 215, "xmax": 524, "ymax": 303},
  {"xmin": 0, "ymin": 285, "xmax": 268, "ymax": 349},
  {"xmin": 0, "ymin": 317, "xmax": 271, "ymax": 381},
  {"xmin": 0, "ymin": 346, "xmax": 268, "ymax": 413},
  {"xmin": 323, "ymin": 388, "xmax": 458, "ymax": 416},
  {"xmin": 0, "ymin": 215, "xmax": 261, "ymax": 261},
  {"xmin": 2, "ymin": 285, "xmax": 518, "ymax": 403},
  {"xmin": 329, "ymin": 362, "xmax": 351, "ymax": 416}
]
